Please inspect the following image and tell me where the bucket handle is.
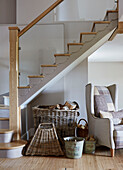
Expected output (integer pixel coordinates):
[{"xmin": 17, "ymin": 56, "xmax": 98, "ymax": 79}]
[{"xmin": 78, "ymin": 119, "xmax": 88, "ymax": 125}]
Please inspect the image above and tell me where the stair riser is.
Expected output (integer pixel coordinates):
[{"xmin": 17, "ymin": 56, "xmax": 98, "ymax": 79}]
[
  {"xmin": 68, "ymin": 45, "xmax": 82, "ymax": 53},
  {"xmin": 29, "ymin": 78, "xmax": 43, "ymax": 87},
  {"xmin": 0, "ymin": 120, "xmax": 9, "ymax": 129},
  {"xmin": 55, "ymin": 56, "xmax": 70, "ymax": 64},
  {"xmin": 0, "ymin": 109, "xmax": 9, "ymax": 118},
  {"xmin": 0, "ymin": 132, "xmax": 13, "ymax": 143},
  {"xmin": 0, "ymin": 147, "xmax": 24, "ymax": 158},
  {"xmin": 81, "ymin": 35, "xmax": 96, "ymax": 43},
  {"xmin": 18, "ymin": 88, "xmax": 30, "ymax": 96},
  {"xmin": 108, "ymin": 13, "xmax": 118, "ymax": 21},
  {"xmin": 104, "ymin": 13, "xmax": 118, "ymax": 21},
  {"xmin": 93, "ymin": 24, "xmax": 110, "ymax": 32},
  {"xmin": 41, "ymin": 67, "xmax": 57, "ymax": 76}
]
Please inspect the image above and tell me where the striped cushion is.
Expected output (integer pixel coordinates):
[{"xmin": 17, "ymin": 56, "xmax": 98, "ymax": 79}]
[
  {"xmin": 94, "ymin": 86, "xmax": 115, "ymax": 117},
  {"xmin": 114, "ymin": 125, "xmax": 123, "ymax": 149}
]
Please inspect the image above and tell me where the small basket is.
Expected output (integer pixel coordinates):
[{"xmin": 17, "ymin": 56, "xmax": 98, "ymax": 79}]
[{"xmin": 77, "ymin": 119, "xmax": 88, "ymax": 138}]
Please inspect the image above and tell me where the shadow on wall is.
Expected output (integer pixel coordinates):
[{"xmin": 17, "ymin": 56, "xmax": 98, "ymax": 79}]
[{"xmin": 26, "ymin": 91, "xmax": 64, "ymax": 131}]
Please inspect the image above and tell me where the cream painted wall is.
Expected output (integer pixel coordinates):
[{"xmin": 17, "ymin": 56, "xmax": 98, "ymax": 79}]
[
  {"xmin": 56, "ymin": 0, "xmax": 114, "ymax": 21},
  {"xmin": 119, "ymin": 0, "xmax": 123, "ymax": 21},
  {"xmin": 88, "ymin": 62, "xmax": 123, "ymax": 109},
  {"xmin": 16, "ymin": 0, "xmax": 115, "ymax": 23},
  {"xmin": 16, "ymin": 0, "xmax": 56, "ymax": 24},
  {"xmin": 0, "ymin": 26, "xmax": 9, "ymax": 94}
]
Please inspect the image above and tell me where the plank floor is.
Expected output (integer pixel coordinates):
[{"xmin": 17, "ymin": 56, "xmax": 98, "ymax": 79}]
[{"xmin": 0, "ymin": 146, "xmax": 123, "ymax": 170}]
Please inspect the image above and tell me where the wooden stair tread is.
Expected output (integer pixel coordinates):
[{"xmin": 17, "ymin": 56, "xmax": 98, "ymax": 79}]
[
  {"xmin": 0, "ymin": 118, "xmax": 9, "ymax": 121},
  {"xmin": 91, "ymin": 21, "xmax": 110, "ymax": 32},
  {"xmin": 67, "ymin": 43, "xmax": 83, "ymax": 46},
  {"xmin": 28, "ymin": 75, "xmax": 45, "ymax": 78},
  {"xmin": 54, "ymin": 53, "xmax": 71, "ymax": 57},
  {"xmin": 41, "ymin": 65, "xmax": 57, "ymax": 67},
  {"xmin": 0, "ymin": 104, "xmax": 9, "ymax": 110},
  {"xmin": 80, "ymin": 32, "xmax": 97, "ymax": 42},
  {"xmin": 0, "ymin": 140, "xmax": 27, "ymax": 150},
  {"xmin": 107, "ymin": 10, "xmax": 118, "ymax": 13},
  {"xmin": 80, "ymin": 32, "xmax": 97, "ymax": 35},
  {"xmin": 93, "ymin": 21, "xmax": 110, "ymax": 24},
  {"xmin": 0, "ymin": 129, "xmax": 14, "ymax": 134},
  {"xmin": 18, "ymin": 86, "xmax": 31, "ymax": 89}
]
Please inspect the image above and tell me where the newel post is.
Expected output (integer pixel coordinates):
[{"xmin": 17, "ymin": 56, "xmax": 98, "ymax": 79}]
[{"xmin": 9, "ymin": 27, "xmax": 21, "ymax": 140}]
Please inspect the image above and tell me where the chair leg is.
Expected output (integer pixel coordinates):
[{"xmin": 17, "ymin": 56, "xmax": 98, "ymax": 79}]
[{"xmin": 110, "ymin": 149, "xmax": 115, "ymax": 157}]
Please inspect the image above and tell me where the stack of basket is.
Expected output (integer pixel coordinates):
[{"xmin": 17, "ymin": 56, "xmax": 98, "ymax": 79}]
[
  {"xmin": 33, "ymin": 103, "xmax": 79, "ymax": 139},
  {"xmin": 26, "ymin": 102, "xmax": 79, "ymax": 156}
]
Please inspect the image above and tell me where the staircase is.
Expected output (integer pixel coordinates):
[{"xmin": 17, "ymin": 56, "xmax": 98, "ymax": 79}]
[
  {"xmin": 0, "ymin": 105, "xmax": 26, "ymax": 158},
  {"xmin": 18, "ymin": 10, "xmax": 118, "ymax": 106},
  {"xmin": 0, "ymin": 0, "xmax": 118, "ymax": 158}
]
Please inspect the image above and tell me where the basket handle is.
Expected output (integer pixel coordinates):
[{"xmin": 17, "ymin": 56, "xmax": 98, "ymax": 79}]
[{"xmin": 78, "ymin": 119, "xmax": 88, "ymax": 125}]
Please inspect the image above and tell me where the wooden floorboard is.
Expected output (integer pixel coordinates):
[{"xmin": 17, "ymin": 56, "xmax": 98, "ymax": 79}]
[{"xmin": 0, "ymin": 146, "xmax": 123, "ymax": 170}]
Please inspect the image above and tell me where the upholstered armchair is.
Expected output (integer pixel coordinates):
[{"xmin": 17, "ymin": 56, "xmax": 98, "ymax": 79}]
[{"xmin": 86, "ymin": 84, "xmax": 123, "ymax": 157}]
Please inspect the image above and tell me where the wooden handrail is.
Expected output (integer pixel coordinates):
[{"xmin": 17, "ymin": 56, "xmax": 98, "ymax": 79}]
[{"xmin": 18, "ymin": 0, "xmax": 64, "ymax": 37}]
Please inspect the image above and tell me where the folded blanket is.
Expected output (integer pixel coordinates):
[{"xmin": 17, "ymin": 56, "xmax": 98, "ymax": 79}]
[{"xmin": 111, "ymin": 110, "xmax": 123, "ymax": 119}]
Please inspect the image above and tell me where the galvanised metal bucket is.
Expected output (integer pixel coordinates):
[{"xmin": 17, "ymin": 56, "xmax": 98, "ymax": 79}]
[{"xmin": 64, "ymin": 137, "xmax": 84, "ymax": 159}]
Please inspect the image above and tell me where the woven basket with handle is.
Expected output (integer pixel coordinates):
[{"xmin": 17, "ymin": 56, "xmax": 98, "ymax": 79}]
[
  {"xmin": 25, "ymin": 123, "xmax": 64, "ymax": 156},
  {"xmin": 77, "ymin": 119, "xmax": 88, "ymax": 138}
]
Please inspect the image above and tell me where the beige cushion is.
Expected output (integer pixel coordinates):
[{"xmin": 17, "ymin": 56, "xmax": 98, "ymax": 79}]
[
  {"xmin": 100, "ymin": 111, "xmax": 113, "ymax": 119},
  {"xmin": 100, "ymin": 111, "xmax": 122, "ymax": 125}
]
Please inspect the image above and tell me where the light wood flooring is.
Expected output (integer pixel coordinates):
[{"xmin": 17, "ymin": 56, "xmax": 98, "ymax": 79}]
[{"xmin": 0, "ymin": 146, "xmax": 123, "ymax": 170}]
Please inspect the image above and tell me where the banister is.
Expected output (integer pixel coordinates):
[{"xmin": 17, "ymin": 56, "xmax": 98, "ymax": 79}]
[{"xmin": 18, "ymin": 0, "xmax": 64, "ymax": 37}]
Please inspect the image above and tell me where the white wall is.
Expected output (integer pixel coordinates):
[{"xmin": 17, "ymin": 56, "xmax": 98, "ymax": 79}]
[
  {"xmin": 56, "ymin": 0, "xmax": 114, "ymax": 21},
  {"xmin": 0, "ymin": 0, "xmax": 16, "ymax": 24},
  {"xmin": 17, "ymin": 0, "xmax": 115, "ymax": 23},
  {"xmin": 17, "ymin": 0, "xmax": 56, "ymax": 24},
  {"xmin": 56, "ymin": 0, "xmax": 79, "ymax": 21},
  {"xmin": 0, "ymin": 26, "xmax": 9, "ymax": 94},
  {"xmin": 119, "ymin": 0, "xmax": 123, "ymax": 21},
  {"xmin": 88, "ymin": 62, "xmax": 123, "ymax": 109}
]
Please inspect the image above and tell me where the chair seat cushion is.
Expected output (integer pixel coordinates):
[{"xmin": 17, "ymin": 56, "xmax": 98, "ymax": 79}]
[{"xmin": 114, "ymin": 125, "xmax": 123, "ymax": 149}]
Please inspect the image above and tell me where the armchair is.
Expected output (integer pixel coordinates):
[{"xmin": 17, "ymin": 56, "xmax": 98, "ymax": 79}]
[{"xmin": 86, "ymin": 83, "xmax": 123, "ymax": 157}]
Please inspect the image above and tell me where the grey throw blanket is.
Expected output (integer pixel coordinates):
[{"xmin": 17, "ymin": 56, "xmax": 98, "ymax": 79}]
[{"xmin": 111, "ymin": 110, "xmax": 123, "ymax": 119}]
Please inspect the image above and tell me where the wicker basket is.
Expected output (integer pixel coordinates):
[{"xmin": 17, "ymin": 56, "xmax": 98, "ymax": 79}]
[
  {"xmin": 33, "ymin": 105, "xmax": 79, "ymax": 139},
  {"xmin": 77, "ymin": 119, "xmax": 88, "ymax": 138},
  {"xmin": 25, "ymin": 123, "xmax": 64, "ymax": 156}
]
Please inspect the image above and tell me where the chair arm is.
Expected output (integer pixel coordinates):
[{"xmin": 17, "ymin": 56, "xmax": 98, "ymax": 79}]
[{"xmin": 88, "ymin": 113, "xmax": 115, "ymax": 149}]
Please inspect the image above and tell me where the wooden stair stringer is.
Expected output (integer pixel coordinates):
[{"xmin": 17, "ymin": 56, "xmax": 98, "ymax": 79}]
[{"xmin": 18, "ymin": 24, "xmax": 116, "ymax": 106}]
